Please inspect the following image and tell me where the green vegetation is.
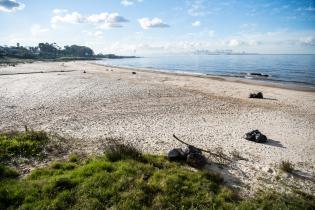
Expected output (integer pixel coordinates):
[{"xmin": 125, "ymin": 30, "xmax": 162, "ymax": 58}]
[
  {"xmin": 0, "ymin": 43, "xmax": 94, "ymax": 60},
  {"xmin": 0, "ymin": 131, "xmax": 314, "ymax": 209},
  {"xmin": 0, "ymin": 155, "xmax": 234, "ymax": 209},
  {"xmin": 0, "ymin": 165, "xmax": 19, "ymax": 179},
  {"xmin": 0, "ymin": 130, "xmax": 49, "ymax": 162},
  {"xmin": 104, "ymin": 140, "xmax": 143, "ymax": 162},
  {"xmin": 0, "ymin": 43, "xmax": 137, "ymax": 65},
  {"xmin": 280, "ymin": 160, "xmax": 295, "ymax": 173},
  {"xmin": 238, "ymin": 190, "xmax": 314, "ymax": 210}
]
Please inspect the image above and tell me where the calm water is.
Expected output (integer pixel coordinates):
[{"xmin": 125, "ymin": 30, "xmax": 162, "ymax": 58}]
[{"xmin": 99, "ymin": 54, "xmax": 315, "ymax": 88}]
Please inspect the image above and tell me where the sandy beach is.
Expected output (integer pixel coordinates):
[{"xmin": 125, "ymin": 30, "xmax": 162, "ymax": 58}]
[{"xmin": 0, "ymin": 61, "xmax": 314, "ymax": 195}]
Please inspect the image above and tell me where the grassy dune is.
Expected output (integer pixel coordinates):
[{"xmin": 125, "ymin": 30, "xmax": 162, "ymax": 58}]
[{"xmin": 0, "ymin": 131, "xmax": 314, "ymax": 210}]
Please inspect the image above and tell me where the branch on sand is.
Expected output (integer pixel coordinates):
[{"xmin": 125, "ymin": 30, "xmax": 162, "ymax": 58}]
[{"xmin": 172, "ymin": 134, "xmax": 232, "ymax": 164}]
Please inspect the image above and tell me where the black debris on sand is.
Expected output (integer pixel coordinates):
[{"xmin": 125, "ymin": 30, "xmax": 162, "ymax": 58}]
[
  {"xmin": 168, "ymin": 145, "xmax": 207, "ymax": 168},
  {"xmin": 249, "ymin": 92, "xmax": 263, "ymax": 99},
  {"xmin": 244, "ymin": 130, "xmax": 267, "ymax": 143}
]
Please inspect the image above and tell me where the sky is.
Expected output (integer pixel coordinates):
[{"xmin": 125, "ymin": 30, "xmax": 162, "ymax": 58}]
[{"xmin": 0, "ymin": 0, "xmax": 315, "ymax": 55}]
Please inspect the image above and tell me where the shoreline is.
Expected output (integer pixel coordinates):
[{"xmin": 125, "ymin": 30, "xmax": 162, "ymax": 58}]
[{"xmin": 94, "ymin": 62, "xmax": 315, "ymax": 92}]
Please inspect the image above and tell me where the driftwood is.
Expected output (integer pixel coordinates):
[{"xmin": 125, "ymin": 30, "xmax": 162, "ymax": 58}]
[{"xmin": 173, "ymin": 134, "xmax": 231, "ymax": 163}]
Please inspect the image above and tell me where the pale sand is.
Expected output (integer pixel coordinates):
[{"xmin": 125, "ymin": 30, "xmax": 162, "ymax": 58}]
[{"xmin": 0, "ymin": 61, "xmax": 314, "ymax": 195}]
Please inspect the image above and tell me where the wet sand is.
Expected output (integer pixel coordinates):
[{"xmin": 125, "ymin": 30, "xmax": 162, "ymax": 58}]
[{"xmin": 0, "ymin": 61, "xmax": 314, "ymax": 195}]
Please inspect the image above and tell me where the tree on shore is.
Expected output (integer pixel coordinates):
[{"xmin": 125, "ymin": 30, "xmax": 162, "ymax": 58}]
[
  {"xmin": 0, "ymin": 43, "xmax": 94, "ymax": 59},
  {"xmin": 0, "ymin": 43, "xmax": 137, "ymax": 60}
]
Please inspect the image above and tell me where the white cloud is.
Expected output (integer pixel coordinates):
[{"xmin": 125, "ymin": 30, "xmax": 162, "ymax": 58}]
[
  {"xmin": 106, "ymin": 29, "xmax": 315, "ymax": 54},
  {"xmin": 51, "ymin": 11, "xmax": 128, "ymax": 29},
  {"xmin": 183, "ymin": 30, "xmax": 215, "ymax": 39},
  {"xmin": 121, "ymin": 0, "xmax": 143, "ymax": 6},
  {"xmin": 188, "ymin": 0, "xmax": 205, "ymax": 16},
  {"xmin": 121, "ymin": 0, "xmax": 133, "ymax": 6},
  {"xmin": 247, "ymin": 39, "xmax": 259, "ymax": 46},
  {"xmin": 52, "ymin": 9, "xmax": 68, "ymax": 15},
  {"xmin": 138, "ymin": 17, "xmax": 169, "ymax": 29},
  {"xmin": 225, "ymin": 38, "xmax": 261, "ymax": 47},
  {"xmin": 227, "ymin": 39, "xmax": 244, "ymax": 47},
  {"xmin": 30, "ymin": 24, "xmax": 49, "ymax": 36},
  {"xmin": 224, "ymin": 29, "xmax": 315, "ymax": 49},
  {"xmin": 97, "ymin": 22, "xmax": 123, "ymax": 29},
  {"xmin": 192, "ymin": 21, "xmax": 200, "ymax": 26},
  {"xmin": 94, "ymin": 31, "xmax": 103, "ymax": 37},
  {"xmin": 300, "ymin": 36, "xmax": 315, "ymax": 46},
  {"xmin": 51, "ymin": 12, "xmax": 84, "ymax": 28},
  {"xmin": 86, "ymin": 12, "xmax": 128, "ymax": 28},
  {"xmin": 0, "ymin": 0, "xmax": 25, "ymax": 12}
]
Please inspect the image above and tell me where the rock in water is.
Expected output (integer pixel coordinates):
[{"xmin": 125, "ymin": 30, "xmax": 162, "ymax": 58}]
[
  {"xmin": 168, "ymin": 148, "xmax": 186, "ymax": 161},
  {"xmin": 249, "ymin": 73, "xmax": 269, "ymax": 77},
  {"xmin": 186, "ymin": 153, "xmax": 206, "ymax": 168},
  {"xmin": 249, "ymin": 92, "xmax": 263, "ymax": 99}
]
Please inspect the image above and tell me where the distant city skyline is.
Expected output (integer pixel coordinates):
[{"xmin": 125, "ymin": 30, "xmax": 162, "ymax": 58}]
[{"xmin": 1, "ymin": 0, "xmax": 315, "ymax": 54}]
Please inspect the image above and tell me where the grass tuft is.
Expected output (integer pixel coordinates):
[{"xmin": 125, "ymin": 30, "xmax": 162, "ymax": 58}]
[
  {"xmin": 0, "ymin": 164, "xmax": 19, "ymax": 179},
  {"xmin": 104, "ymin": 138, "xmax": 143, "ymax": 162},
  {"xmin": 68, "ymin": 153, "xmax": 80, "ymax": 163},
  {"xmin": 51, "ymin": 162, "xmax": 77, "ymax": 170},
  {"xmin": 238, "ymin": 189, "xmax": 315, "ymax": 209},
  {"xmin": 0, "ymin": 130, "xmax": 49, "ymax": 162},
  {"xmin": 280, "ymin": 160, "xmax": 295, "ymax": 173},
  {"xmin": 51, "ymin": 177, "xmax": 77, "ymax": 192}
]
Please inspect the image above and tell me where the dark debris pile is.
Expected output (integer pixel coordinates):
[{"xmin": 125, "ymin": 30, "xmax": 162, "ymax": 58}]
[
  {"xmin": 249, "ymin": 92, "xmax": 263, "ymax": 99},
  {"xmin": 244, "ymin": 130, "xmax": 267, "ymax": 143},
  {"xmin": 168, "ymin": 145, "xmax": 207, "ymax": 168}
]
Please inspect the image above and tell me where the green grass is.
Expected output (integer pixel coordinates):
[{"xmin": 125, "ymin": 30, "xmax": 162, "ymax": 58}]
[
  {"xmin": 0, "ymin": 132, "xmax": 314, "ymax": 209},
  {"xmin": 104, "ymin": 139, "xmax": 144, "ymax": 162},
  {"xmin": 0, "ymin": 154, "xmax": 314, "ymax": 209},
  {"xmin": 0, "ymin": 165, "xmax": 19, "ymax": 179},
  {"xmin": 237, "ymin": 189, "xmax": 315, "ymax": 210},
  {"xmin": 0, "ymin": 154, "xmax": 233, "ymax": 209},
  {"xmin": 0, "ymin": 130, "xmax": 49, "ymax": 162}
]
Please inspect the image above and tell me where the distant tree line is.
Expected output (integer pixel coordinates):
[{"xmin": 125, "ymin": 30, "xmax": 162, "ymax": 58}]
[
  {"xmin": 0, "ymin": 43, "xmax": 94, "ymax": 59},
  {"xmin": 0, "ymin": 43, "xmax": 137, "ymax": 60}
]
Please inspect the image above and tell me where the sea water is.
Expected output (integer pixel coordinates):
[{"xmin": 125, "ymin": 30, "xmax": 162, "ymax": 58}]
[{"xmin": 99, "ymin": 54, "xmax": 315, "ymax": 88}]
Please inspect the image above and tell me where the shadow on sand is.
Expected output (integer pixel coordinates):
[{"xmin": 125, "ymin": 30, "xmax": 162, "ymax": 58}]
[
  {"xmin": 262, "ymin": 97, "xmax": 278, "ymax": 101},
  {"xmin": 292, "ymin": 170, "xmax": 315, "ymax": 183},
  {"xmin": 205, "ymin": 162, "xmax": 246, "ymax": 190},
  {"xmin": 265, "ymin": 139, "xmax": 286, "ymax": 148},
  {"xmin": 249, "ymin": 97, "xmax": 277, "ymax": 101}
]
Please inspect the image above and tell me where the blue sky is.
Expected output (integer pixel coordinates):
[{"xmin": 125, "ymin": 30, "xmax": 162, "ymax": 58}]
[{"xmin": 0, "ymin": 0, "xmax": 315, "ymax": 54}]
